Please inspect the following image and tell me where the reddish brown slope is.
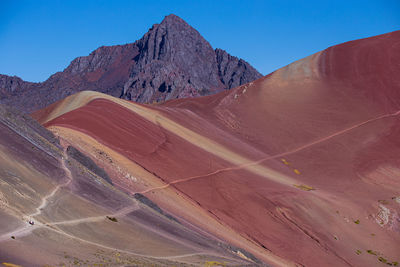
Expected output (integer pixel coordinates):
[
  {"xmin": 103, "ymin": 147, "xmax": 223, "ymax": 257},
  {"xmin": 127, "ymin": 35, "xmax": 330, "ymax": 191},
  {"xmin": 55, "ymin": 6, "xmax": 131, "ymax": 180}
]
[
  {"xmin": 0, "ymin": 105, "xmax": 252, "ymax": 266},
  {"xmin": 39, "ymin": 31, "xmax": 400, "ymax": 266}
]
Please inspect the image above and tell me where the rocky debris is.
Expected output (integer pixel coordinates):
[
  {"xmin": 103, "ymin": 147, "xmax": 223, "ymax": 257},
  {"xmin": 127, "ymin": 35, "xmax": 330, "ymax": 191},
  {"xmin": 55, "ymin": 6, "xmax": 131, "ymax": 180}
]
[
  {"xmin": 0, "ymin": 103, "xmax": 62, "ymax": 157},
  {"xmin": 0, "ymin": 14, "xmax": 262, "ymax": 113},
  {"xmin": 133, "ymin": 193, "xmax": 180, "ymax": 223},
  {"xmin": 66, "ymin": 146, "xmax": 113, "ymax": 185}
]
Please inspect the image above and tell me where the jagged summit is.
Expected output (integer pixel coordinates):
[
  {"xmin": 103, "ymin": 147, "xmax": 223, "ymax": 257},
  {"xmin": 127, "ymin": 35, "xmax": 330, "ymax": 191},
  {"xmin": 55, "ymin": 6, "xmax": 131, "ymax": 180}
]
[
  {"xmin": 0, "ymin": 14, "xmax": 262, "ymax": 113},
  {"xmin": 121, "ymin": 14, "xmax": 228, "ymax": 101},
  {"xmin": 162, "ymin": 13, "xmax": 186, "ymax": 23}
]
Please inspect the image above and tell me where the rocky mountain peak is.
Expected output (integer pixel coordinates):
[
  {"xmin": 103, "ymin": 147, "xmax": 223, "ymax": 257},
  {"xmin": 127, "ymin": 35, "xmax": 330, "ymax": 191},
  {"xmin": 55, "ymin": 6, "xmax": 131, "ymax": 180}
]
[
  {"xmin": 122, "ymin": 14, "xmax": 226, "ymax": 102},
  {"xmin": 0, "ymin": 14, "xmax": 262, "ymax": 112},
  {"xmin": 162, "ymin": 13, "xmax": 184, "ymax": 23}
]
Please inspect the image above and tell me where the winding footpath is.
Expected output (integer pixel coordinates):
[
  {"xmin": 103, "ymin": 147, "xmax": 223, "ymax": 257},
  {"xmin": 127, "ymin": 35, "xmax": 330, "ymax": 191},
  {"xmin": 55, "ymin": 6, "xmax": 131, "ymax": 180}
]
[
  {"xmin": 137, "ymin": 109, "xmax": 400, "ymax": 194},
  {"xmin": 0, "ymin": 147, "xmax": 140, "ymax": 238},
  {"xmin": 0, "ymin": 147, "xmax": 217, "ymax": 262},
  {"xmin": 3, "ymin": 107, "xmax": 396, "ymax": 263},
  {"xmin": 0, "ymin": 149, "xmax": 73, "ymax": 242}
]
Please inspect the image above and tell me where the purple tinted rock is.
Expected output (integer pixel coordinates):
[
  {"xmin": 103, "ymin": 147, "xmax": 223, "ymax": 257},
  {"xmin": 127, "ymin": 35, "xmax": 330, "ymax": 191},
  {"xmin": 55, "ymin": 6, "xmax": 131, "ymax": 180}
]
[{"xmin": 0, "ymin": 14, "xmax": 262, "ymax": 113}]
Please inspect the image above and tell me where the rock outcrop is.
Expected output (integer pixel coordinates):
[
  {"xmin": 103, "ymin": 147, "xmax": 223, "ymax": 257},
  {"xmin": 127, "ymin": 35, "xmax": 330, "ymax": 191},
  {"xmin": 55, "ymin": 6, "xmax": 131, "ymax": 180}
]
[
  {"xmin": 0, "ymin": 74, "xmax": 33, "ymax": 98},
  {"xmin": 0, "ymin": 14, "xmax": 262, "ymax": 113}
]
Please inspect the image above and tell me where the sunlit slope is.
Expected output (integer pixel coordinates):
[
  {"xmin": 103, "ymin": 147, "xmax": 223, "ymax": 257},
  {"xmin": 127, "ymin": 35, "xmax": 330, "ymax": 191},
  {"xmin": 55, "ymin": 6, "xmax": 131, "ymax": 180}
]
[
  {"xmin": 38, "ymin": 31, "xmax": 400, "ymax": 266},
  {"xmin": 39, "ymin": 94, "xmax": 292, "ymax": 266},
  {"xmin": 0, "ymin": 106, "xmax": 252, "ymax": 266}
]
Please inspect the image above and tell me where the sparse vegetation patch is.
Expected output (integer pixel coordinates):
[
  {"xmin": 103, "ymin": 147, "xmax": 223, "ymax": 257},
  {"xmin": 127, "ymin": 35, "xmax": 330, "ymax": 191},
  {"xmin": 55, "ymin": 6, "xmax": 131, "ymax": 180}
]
[
  {"xmin": 293, "ymin": 184, "xmax": 315, "ymax": 191},
  {"xmin": 106, "ymin": 216, "xmax": 118, "ymax": 222}
]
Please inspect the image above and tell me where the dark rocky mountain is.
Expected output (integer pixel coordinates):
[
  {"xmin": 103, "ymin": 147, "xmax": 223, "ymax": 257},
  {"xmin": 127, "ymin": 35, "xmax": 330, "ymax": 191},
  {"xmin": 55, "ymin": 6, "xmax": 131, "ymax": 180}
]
[
  {"xmin": 0, "ymin": 14, "xmax": 262, "ymax": 113},
  {"xmin": 0, "ymin": 75, "xmax": 34, "ymax": 98}
]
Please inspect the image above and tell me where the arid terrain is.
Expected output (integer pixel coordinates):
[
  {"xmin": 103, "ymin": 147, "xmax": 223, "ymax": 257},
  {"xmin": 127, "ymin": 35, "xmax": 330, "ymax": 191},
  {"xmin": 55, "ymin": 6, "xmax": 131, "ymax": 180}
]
[
  {"xmin": 0, "ymin": 103, "xmax": 254, "ymax": 266},
  {"xmin": 1, "ymin": 27, "xmax": 400, "ymax": 266}
]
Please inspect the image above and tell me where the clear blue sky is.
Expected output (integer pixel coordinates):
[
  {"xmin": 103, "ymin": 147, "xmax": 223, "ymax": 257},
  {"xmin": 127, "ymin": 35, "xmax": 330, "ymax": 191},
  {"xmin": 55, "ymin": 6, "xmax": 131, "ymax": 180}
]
[{"xmin": 0, "ymin": 0, "xmax": 399, "ymax": 82}]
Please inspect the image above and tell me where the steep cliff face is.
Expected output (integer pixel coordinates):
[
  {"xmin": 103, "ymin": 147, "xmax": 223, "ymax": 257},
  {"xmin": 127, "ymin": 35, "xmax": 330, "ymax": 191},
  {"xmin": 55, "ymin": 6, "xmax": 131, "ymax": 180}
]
[
  {"xmin": 121, "ymin": 14, "xmax": 224, "ymax": 102},
  {"xmin": 0, "ymin": 14, "xmax": 262, "ymax": 113},
  {"xmin": 215, "ymin": 48, "xmax": 261, "ymax": 89}
]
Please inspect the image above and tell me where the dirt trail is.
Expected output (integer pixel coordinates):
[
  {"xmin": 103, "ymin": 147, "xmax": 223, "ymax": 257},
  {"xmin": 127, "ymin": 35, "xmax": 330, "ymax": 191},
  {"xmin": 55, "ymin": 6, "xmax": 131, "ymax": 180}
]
[
  {"xmin": 138, "ymin": 109, "xmax": 400, "ymax": 194},
  {"xmin": 49, "ymin": 204, "xmax": 139, "ymax": 226},
  {"xmin": 18, "ymin": 95, "xmax": 399, "ymax": 264},
  {"xmin": 31, "ymin": 156, "xmax": 72, "ymax": 218},
  {"xmin": 93, "ymin": 96, "xmax": 400, "ymax": 194},
  {"xmin": 43, "ymin": 222, "xmax": 223, "ymax": 261},
  {"xmin": 0, "ymin": 147, "xmax": 73, "ymax": 242},
  {"xmin": 0, "ymin": 147, "xmax": 214, "ymax": 262},
  {"xmin": 0, "ymin": 144, "xmax": 141, "ymax": 239},
  {"xmin": 42, "ymin": 92, "xmax": 400, "ymax": 194}
]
